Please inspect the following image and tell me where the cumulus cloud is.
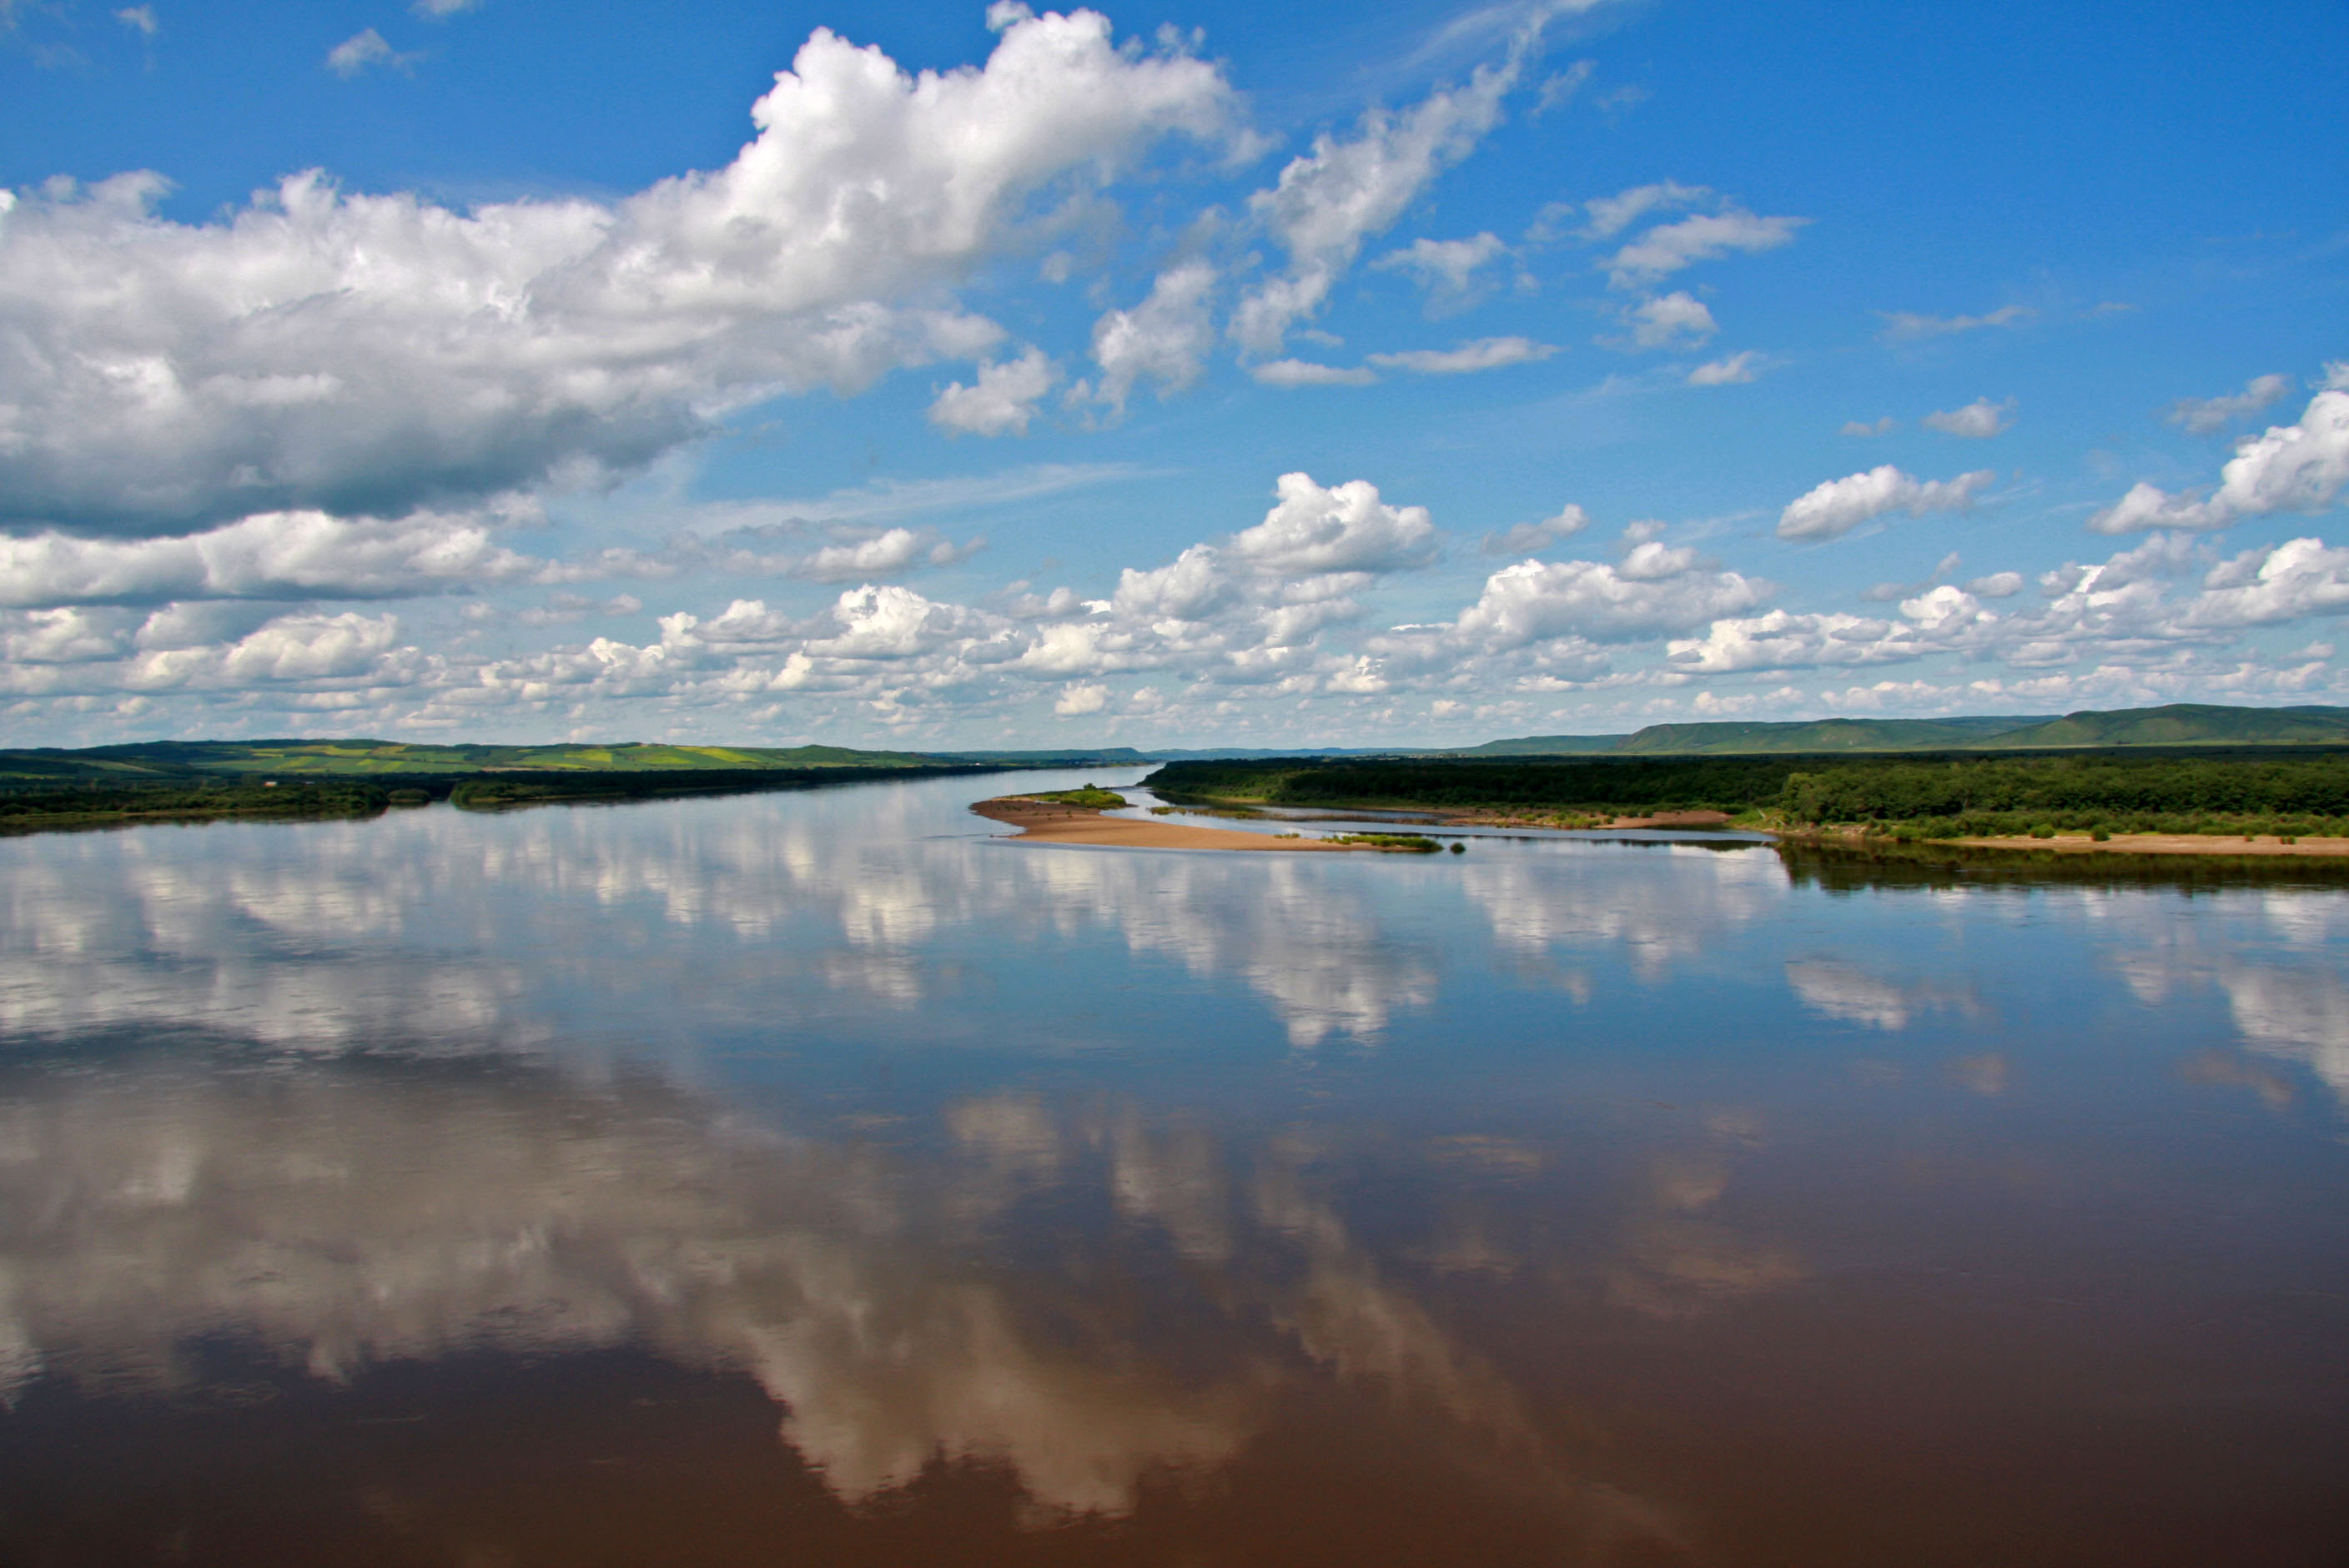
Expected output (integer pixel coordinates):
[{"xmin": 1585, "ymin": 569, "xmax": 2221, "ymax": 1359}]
[
  {"xmin": 1687, "ymin": 350, "xmax": 1760, "ymax": 386},
  {"xmin": 1230, "ymin": 57, "xmax": 1517, "ymax": 354},
  {"xmin": 2165, "ymin": 374, "xmax": 2295, "ymax": 436},
  {"xmin": 0, "ymin": 10, "xmax": 1236, "ymax": 536},
  {"xmin": 1480, "ymin": 504, "xmax": 1589, "ymax": 555},
  {"xmin": 1627, "ymin": 290, "xmax": 1714, "ymax": 348},
  {"xmin": 1052, "ymin": 681, "xmax": 1109, "ymax": 716},
  {"xmin": 1922, "ymin": 396, "xmax": 2013, "ymax": 438},
  {"xmin": 1250, "ymin": 359, "xmax": 1377, "ymax": 388},
  {"xmin": 1088, "ymin": 261, "xmax": 1215, "ymax": 413},
  {"xmin": 1840, "ymin": 416, "xmax": 1896, "ymax": 436},
  {"xmin": 1230, "ymin": 473, "xmax": 1437, "ymax": 575},
  {"xmin": 1364, "ymin": 336, "xmax": 1556, "ymax": 374},
  {"xmin": 1396, "ymin": 550, "xmax": 1766, "ymax": 655},
  {"xmin": 1776, "ymin": 465, "xmax": 1995, "ymax": 541},
  {"xmin": 928, "ymin": 348, "xmax": 1058, "ymax": 436},
  {"xmin": 2181, "ymin": 537, "xmax": 2349, "ymax": 629},
  {"xmin": 1603, "ymin": 209, "xmax": 1803, "ymax": 289},
  {"xmin": 1875, "ymin": 304, "xmax": 2033, "ymax": 341},
  {"xmin": 1572, "ymin": 180, "xmax": 1708, "ymax": 241},
  {"xmin": 0, "ymin": 507, "xmax": 546, "ymax": 606},
  {"xmin": 325, "ymin": 28, "xmax": 408, "ymax": 76},
  {"xmin": 2090, "ymin": 389, "xmax": 2349, "ymax": 534},
  {"xmin": 1369, "ymin": 232, "xmax": 1506, "ymax": 309}
]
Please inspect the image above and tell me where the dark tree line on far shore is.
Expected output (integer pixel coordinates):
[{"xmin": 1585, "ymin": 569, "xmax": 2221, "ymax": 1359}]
[{"xmin": 1145, "ymin": 752, "xmax": 2349, "ymax": 838}]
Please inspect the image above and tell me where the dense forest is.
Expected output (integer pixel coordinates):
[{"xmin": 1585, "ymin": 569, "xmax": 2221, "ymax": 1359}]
[
  {"xmin": 447, "ymin": 764, "xmax": 991, "ymax": 809},
  {"xmin": 1145, "ymin": 752, "xmax": 2349, "ymax": 838},
  {"xmin": 0, "ymin": 779, "xmax": 395, "ymax": 829}
]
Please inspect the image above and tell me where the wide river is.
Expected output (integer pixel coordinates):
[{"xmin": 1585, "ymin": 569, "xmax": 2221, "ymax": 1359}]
[{"xmin": 3, "ymin": 769, "xmax": 2346, "ymax": 1565}]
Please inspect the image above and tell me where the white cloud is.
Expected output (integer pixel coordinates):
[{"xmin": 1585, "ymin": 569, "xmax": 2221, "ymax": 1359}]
[
  {"xmin": 1370, "ymin": 232, "xmax": 1506, "ymax": 306},
  {"xmin": 1777, "ymin": 465, "xmax": 1996, "ymax": 541},
  {"xmin": 0, "ymin": 507, "xmax": 545, "ymax": 606},
  {"xmin": 1603, "ymin": 209, "xmax": 1803, "ymax": 289},
  {"xmin": 413, "ymin": 0, "xmax": 480, "ymax": 14},
  {"xmin": 1481, "ymin": 504, "xmax": 1589, "ymax": 555},
  {"xmin": 1627, "ymin": 290, "xmax": 1714, "ymax": 348},
  {"xmin": 1922, "ymin": 397, "xmax": 2013, "ymax": 438},
  {"xmin": 1231, "ymin": 58, "xmax": 1517, "ymax": 354},
  {"xmin": 1687, "ymin": 350, "xmax": 1760, "ymax": 385},
  {"xmin": 0, "ymin": 12, "xmax": 1236, "ymax": 536},
  {"xmin": 1052, "ymin": 681, "xmax": 1109, "ymax": 716},
  {"xmin": 113, "ymin": 6, "xmax": 157, "ymax": 35},
  {"xmin": 2181, "ymin": 537, "xmax": 2349, "ymax": 629},
  {"xmin": 2090, "ymin": 389, "xmax": 2349, "ymax": 534},
  {"xmin": 1422, "ymin": 552, "xmax": 1767, "ymax": 650},
  {"xmin": 1250, "ymin": 359, "xmax": 1377, "ymax": 388},
  {"xmin": 1839, "ymin": 416, "xmax": 1896, "ymax": 436},
  {"xmin": 928, "ymin": 347, "xmax": 1057, "ymax": 437},
  {"xmin": 1964, "ymin": 570, "xmax": 2025, "ymax": 598},
  {"xmin": 1875, "ymin": 304, "xmax": 2033, "ymax": 341},
  {"xmin": 793, "ymin": 528, "xmax": 947, "ymax": 583},
  {"xmin": 1088, "ymin": 261, "xmax": 1216, "ymax": 413},
  {"xmin": 1364, "ymin": 336, "xmax": 1556, "ymax": 374},
  {"xmin": 1573, "ymin": 180, "xmax": 1708, "ymax": 241},
  {"xmin": 1230, "ymin": 473, "xmax": 1437, "ymax": 575},
  {"xmin": 2165, "ymin": 374, "xmax": 2294, "ymax": 436},
  {"xmin": 325, "ymin": 28, "xmax": 408, "ymax": 76}
]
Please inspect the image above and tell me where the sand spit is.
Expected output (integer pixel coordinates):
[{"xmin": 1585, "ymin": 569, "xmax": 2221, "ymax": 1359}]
[{"xmin": 972, "ymin": 796, "xmax": 1373, "ymax": 851}]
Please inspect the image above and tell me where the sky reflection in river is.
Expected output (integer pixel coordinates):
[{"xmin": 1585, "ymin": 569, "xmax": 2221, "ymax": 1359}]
[{"xmin": 2, "ymin": 771, "xmax": 2346, "ymax": 1565}]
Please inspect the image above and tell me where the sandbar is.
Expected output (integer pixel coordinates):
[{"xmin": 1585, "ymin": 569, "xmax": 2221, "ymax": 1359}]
[{"xmin": 973, "ymin": 796, "xmax": 1368, "ymax": 851}]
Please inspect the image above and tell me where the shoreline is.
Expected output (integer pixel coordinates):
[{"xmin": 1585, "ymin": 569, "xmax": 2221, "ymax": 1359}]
[{"xmin": 972, "ymin": 796, "xmax": 1372, "ymax": 851}]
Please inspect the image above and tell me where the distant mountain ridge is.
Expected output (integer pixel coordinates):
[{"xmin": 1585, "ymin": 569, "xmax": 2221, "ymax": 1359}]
[{"xmin": 1451, "ymin": 704, "xmax": 2349, "ymax": 757}]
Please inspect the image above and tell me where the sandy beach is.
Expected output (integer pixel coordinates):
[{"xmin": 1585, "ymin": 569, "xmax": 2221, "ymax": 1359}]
[
  {"xmin": 1939, "ymin": 832, "xmax": 2349, "ymax": 857},
  {"xmin": 972, "ymin": 795, "xmax": 1370, "ymax": 850}
]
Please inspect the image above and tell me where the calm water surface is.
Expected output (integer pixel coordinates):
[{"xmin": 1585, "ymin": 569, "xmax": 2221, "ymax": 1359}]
[{"xmin": 3, "ymin": 770, "xmax": 2346, "ymax": 1565}]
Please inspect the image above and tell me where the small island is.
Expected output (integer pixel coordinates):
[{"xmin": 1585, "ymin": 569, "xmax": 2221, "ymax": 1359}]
[{"xmin": 971, "ymin": 787, "xmax": 1444, "ymax": 852}]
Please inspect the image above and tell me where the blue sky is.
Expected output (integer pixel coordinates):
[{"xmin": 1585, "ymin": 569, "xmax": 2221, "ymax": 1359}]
[{"xmin": 2, "ymin": 0, "xmax": 2344, "ymax": 749}]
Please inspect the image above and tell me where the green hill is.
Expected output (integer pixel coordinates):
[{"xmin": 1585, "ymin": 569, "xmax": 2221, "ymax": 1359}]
[
  {"xmin": 1456, "ymin": 716, "xmax": 2052, "ymax": 756},
  {"xmin": 1969, "ymin": 704, "xmax": 2349, "ymax": 750},
  {"xmin": 0, "ymin": 738, "xmax": 1158, "ymax": 787},
  {"xmin": 1455, "ymin": 705, "xmax": 2349, "ymax": 757}
]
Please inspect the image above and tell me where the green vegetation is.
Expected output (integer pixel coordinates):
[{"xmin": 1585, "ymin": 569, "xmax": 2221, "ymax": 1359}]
[
  {"xmin": 1150, "ymin": 756, "xmax": 1803, "ymax": 814},
  {"xmin": 1329, "ymin": 832, "xmax": 1443, "ymax": 852},
  {"xmin": 1024, "ymin": 785, "xmax": 1129, "ymax": 808},
  {"xmin": 448, "ymin": 764, "xmax": 989, "ymax": 810},
  {"xmin": 1452, "ymin": 703, "xmax": 2349, "ymax": 757},
  {"xmin": 0, "ymin": 780, "xmax": 391, "ymax": 831},
  {"xmin": 1147, "ymin": 751, "xmax": 2349, "ymax": 842},
  {"xmin": 0, "ymin": 737, "xmax": 1020, "ymax": 831}
]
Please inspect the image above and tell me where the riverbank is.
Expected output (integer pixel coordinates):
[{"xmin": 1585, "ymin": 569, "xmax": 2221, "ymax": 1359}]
[
  {"xmin": 1779, "ymin": 824, "xmax": 2349, "ymax": 858},
  {"xmin": 973, "ymin": 795, "xmax": 1372, "ymax": 851}
]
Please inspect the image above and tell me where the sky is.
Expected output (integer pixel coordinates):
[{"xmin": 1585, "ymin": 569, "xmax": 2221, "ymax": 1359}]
[{"xmin": 1, "ymin": 0, "xmax": 2345, "ymax": 751}]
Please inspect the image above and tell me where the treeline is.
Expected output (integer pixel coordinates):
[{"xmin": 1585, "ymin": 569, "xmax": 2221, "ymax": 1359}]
[
  {"xmin": 1778, "ymin": 839, "xmax": 2349, "ymax": 894},
  {"xmin": 1778, "ymin": 755, "xmax": 2349, "ymax": 837},
  {"xmin": 0, "ymin": 779, "xmax": 393, "ymax": 827},
  {"xmin": 1145, "ymin": 752, "xmax": 2349, "ymax": 837},
  {"xmin": 448, "ymin": 763, "xmax": 989, "ymax": 809},
  {"xmin": 1148, "ymin": 756, "xmax": 1804, "ymax": 812}
]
